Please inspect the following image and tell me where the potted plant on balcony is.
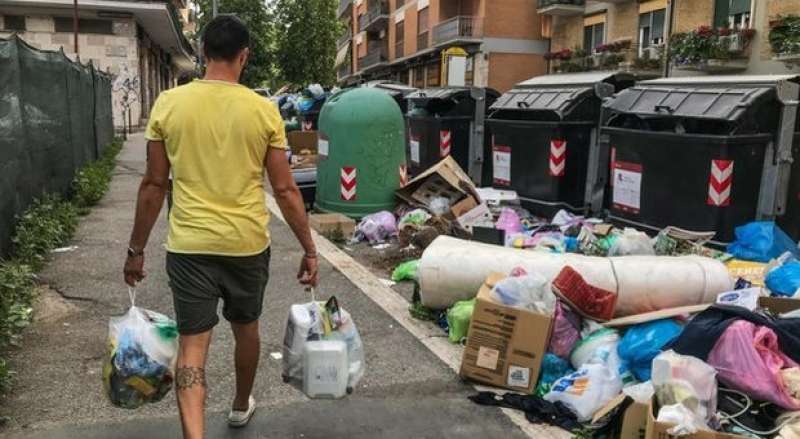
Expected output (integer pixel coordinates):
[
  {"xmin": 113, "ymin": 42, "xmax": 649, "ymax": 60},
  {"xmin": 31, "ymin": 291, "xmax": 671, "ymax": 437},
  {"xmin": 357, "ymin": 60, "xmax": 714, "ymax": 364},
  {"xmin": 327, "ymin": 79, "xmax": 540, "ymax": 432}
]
[
  {"xmin": 769, "ymin": 15, "xmax": 800, "ymax": 66},
  {"xmin": 670, "ymin": 25, "xmax": 755, "ymax": 73},
  {"xmin": 593, "ymin": 40, "xmax": 631, "ymax": 70}
]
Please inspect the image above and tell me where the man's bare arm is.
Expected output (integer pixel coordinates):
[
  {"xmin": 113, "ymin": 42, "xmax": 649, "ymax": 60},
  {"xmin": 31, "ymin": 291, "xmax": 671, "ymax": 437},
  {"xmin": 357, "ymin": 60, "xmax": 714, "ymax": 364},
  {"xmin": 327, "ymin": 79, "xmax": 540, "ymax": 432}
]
[
  {"xmin": 265, "ymin": 148, "xmax": 318, "ymax": 286},
  {"xmin": 124, "ymin": 140, "xmax": 170, "ymax": 286}
]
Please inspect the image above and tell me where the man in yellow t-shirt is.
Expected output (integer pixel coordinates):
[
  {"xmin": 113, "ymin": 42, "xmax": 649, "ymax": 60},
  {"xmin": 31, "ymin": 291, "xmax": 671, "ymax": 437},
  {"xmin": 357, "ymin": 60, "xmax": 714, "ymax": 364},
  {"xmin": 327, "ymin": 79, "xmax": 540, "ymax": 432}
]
[{"xmin": 123, "ymin": 16, "xmax": 317, "ymax": 439}]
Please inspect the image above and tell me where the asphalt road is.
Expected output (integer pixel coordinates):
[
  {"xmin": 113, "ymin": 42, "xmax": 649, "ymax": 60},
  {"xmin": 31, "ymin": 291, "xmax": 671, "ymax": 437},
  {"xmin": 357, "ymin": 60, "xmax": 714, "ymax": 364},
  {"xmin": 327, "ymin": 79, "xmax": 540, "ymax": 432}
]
[{"xmin": 0, "ymin": 133, "xmax": 527, "ymax": 439}]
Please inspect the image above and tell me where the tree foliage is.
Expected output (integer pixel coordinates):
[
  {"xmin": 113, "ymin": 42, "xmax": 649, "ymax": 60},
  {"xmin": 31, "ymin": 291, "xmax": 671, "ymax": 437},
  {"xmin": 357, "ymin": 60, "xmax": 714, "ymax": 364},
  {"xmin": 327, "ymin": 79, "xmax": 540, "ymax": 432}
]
[
  {"xmin": 273, "ymin": 0, "xmax": 339, "ymax": 87},
  {"xmin": 195, "ymin": 0, "xmax": 276, "ymax": 87}
]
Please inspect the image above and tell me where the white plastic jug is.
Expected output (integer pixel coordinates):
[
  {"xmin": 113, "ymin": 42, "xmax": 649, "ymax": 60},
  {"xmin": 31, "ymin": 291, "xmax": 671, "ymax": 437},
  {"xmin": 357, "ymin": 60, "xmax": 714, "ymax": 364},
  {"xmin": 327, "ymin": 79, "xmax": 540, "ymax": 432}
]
[{"xmin": 303, "ymin": 340, "xmax": 349, "ymax": 399}]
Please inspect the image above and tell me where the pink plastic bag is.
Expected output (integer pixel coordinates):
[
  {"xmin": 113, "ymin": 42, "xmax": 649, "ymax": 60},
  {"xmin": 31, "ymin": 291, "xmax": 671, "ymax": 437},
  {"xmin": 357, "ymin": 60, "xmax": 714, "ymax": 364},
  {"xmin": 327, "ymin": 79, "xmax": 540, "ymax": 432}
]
[
  {"xmin": 548, "ymin": 302, "xmax": 582, "ymax": 360},
  {"xmin": 495, "ymin": 208, "xmax": 523, "ymax": 234},
  {"xmin": 708, "ymin": 320, "xmax": 800, "ymax": 410}
]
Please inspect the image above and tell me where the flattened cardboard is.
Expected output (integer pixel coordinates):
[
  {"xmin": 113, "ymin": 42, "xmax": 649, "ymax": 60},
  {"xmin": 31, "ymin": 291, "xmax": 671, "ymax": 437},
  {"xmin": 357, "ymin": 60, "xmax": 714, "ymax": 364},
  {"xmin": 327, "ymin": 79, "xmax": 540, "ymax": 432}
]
[
  {"xmin": 460, "ymin": 273, "xmax": 554, "ymax": 393},
  {"xmin": 759, "ymin": 296, "xmax": 800, "ymax": 315},
  {"xmin": 309, "ymin": 213, "xmax": 356, "ymax": 237},
  {"xmin": 604, "ymin": 305, "xmax": 710, "ymax": 328}
]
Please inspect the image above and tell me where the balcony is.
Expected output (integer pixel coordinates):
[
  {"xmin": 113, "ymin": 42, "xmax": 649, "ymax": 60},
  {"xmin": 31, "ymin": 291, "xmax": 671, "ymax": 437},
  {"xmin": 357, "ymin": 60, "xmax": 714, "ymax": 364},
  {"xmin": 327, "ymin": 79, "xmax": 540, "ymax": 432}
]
[
  {"xmin": 536, "ymin": 0, "xmax": 586, "ymax": 16},
  {"xmin": 358, "ymin": 2, "xmax": 390, "ymax": 33},
  {"xmin": 358, "ymin": 45, "xmax": 389, "ymax": 71},
  {"xmin": 433, "ymin": 16, "xmax": 483, "ymax": 46},
  {"xmin": 395, "ymin": 40, "xmax": 404, "ymax": 59},
  {"xmin": 417, "ymin": 31, "xmax": 430, "ymax": 51},
  {"xmin": 337, "ymin": 61, "xmax": 353, "ymax": 80},
  {"xmin": 337, "ymin": 27, "xmax": 352, "ymax": 48},
  {"xmin": 338, "ymin": 0, "xmax": 353, "ymax": 19}
]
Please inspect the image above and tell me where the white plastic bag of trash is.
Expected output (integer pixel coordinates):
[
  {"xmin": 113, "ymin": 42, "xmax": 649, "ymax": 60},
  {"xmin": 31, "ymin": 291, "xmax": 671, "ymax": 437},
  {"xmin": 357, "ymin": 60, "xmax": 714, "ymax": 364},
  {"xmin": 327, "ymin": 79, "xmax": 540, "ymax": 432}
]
[
  {"xmin": 490, "ymin": 269, "xmax": 555, "ymax": 314},
  {"xmin": 281, "ymin": 300, "xmax": 364, "ymax": 395},
  {"xmin": 544, "ymin": 361, "xmax": 623, "ymax": 422},
  {"xmin": 609, "ymin": 228, "xmax": 655, "ymax": 256}
]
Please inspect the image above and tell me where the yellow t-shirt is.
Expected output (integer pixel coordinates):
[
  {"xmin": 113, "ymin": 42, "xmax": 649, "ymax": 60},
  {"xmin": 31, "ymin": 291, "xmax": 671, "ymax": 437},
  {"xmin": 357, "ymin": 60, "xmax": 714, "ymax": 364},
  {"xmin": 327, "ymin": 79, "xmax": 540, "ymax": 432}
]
[{"xmin": 144, "ymin": 79, "xmax": 287, "ymax": 256}]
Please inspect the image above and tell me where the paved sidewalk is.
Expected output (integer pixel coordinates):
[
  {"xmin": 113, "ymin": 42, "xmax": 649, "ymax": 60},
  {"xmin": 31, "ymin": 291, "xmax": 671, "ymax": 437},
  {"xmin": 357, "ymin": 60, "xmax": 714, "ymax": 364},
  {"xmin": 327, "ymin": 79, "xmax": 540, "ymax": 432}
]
[{"xmin": 0, "ymin": 133, "xmax": 527, "ymax": 438}]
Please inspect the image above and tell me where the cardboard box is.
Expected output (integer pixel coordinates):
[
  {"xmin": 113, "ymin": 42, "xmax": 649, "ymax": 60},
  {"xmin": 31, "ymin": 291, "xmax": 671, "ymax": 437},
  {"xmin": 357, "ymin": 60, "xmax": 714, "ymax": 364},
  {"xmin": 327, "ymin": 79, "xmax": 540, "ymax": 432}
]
[
  {"xmin": 593, "ymin": 394, "xmax": 648, "ymax": 439},
  {"xmin": 397, "ymin": 156, "xmax": 480, "ymax": 211},
  {"xmin": 645, "ymin": 398, "xmax": 742, "ymax": 439},
  {"xmin": 759, "ymin": 296, "xmax": 800, "ymax": 314},
  {"xmin": 287, "ymin": 131, "xmax": 318, "ymax": 155},
  {"xmin": 460, "ymin": 273, "xmax": 553, "ymax": 393},
  {"xmin": 309, "ymin": 213, "xmax": 355, "ymax": 238}
]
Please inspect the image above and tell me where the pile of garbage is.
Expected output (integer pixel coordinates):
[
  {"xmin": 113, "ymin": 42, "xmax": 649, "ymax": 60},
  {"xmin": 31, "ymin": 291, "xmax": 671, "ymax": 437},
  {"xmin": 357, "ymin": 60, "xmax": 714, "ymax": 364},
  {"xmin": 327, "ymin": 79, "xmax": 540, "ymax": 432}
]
[
  {"xmin": 272, "ymin": 84, "xmax": 338, "ymax": 129},
  {"xmin": 344, "ymin": 159, "xmax": 800, "ymax": 437}
]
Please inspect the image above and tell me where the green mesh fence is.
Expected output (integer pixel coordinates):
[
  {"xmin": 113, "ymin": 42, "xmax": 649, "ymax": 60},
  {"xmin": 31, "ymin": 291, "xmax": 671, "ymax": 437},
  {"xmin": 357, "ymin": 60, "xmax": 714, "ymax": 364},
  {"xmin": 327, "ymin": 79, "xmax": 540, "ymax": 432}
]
[{"xmin": 0, "ymin": 35, "xmax": 114, "ymax": 256}]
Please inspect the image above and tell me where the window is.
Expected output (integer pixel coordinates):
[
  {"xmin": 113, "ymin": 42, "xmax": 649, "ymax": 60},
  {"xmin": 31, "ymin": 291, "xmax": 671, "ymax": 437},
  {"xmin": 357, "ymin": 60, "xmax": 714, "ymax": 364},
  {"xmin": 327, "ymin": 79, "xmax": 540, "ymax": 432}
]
[
  {"xmin": 583, "ymin": 22, "xmax": 605, "ymax": 53},
  {"xmin": 413, "ymin": 65, "xmax": 425, "ymax": 88},
  {"xmin": 3, "ymin": 15, "xmax": 26, "ymax": 31},
  {"xmin": 426, "ymin": 61, "xmax": 440, "ymax": 87},
  {"xmin": 54, "ymin": 17, "xmax": 113, "ymax": 34},
  {"xmin": 418, "ymin": 7, "xmax": 429, "ymax": 34},
  {"xmin": 395, "ymin": 20, "xmax": 404, "ymax": 57},
  {"xmin": 639, "ymin": 9, "xmax": 666, "ymax": 55},
  {"xmin": 714, "ymin": 0, "xmax": 751, "ymax": 29},
  {"xmin": 464, "ymin": 56, "xmax": 474, "ymax": 86}
]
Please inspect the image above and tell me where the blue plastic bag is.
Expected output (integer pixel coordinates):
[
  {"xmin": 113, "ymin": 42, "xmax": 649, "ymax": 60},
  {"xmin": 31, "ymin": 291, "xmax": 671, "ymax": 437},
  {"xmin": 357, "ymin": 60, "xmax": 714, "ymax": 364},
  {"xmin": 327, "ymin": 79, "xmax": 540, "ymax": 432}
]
[
  {"xmin": 535, "ymin": 353, "xmax": 574, "ymax": 397},
  {"xmin": 728, "ymin": 222, "xmax": 799, "ymax": 263},
  {"xmin": 766, "ymin": 261, "xmax": 800, "ymax": 297},
  {"xmin": 617, "ymin": 319, "xmax": 682, "ymax": 382}
]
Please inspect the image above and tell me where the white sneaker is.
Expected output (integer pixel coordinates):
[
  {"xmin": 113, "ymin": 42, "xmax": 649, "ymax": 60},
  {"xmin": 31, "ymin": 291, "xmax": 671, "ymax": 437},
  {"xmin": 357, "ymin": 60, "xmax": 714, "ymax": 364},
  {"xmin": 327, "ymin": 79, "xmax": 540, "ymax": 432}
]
[{"xmin": 228, "ymin": 395, "xmax": 256, "ymax": 428}]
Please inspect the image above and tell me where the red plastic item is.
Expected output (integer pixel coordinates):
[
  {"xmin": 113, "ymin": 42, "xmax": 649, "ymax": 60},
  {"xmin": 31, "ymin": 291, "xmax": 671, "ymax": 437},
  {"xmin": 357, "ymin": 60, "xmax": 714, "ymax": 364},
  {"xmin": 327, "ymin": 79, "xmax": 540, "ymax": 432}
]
[{"xmin": 552, "ymin": 266, "xmax": 617, "ymax": 321}]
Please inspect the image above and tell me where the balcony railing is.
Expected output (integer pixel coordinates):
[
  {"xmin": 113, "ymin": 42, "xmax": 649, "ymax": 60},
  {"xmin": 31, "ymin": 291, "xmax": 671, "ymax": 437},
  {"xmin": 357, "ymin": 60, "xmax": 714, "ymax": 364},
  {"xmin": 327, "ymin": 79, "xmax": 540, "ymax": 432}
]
[
  {"xmin": 337, "ymin": 27, "xmax": 352, "ymax": 47},
  {"xmin": 395, "ymin": 40, "xmax": 404, "ymax": 58},
  {"xmin": 337, "ymin": 61, "xmax": 353, "ymax": 79},
  {"xmin": 536, "ymin": 0, "xmax": 586, "ymax": 16},
  {"xmin": 358, "ymin": 1, "xmax": 390, "ymax": 32},
  {"xmin": 338, "ymin": 0, "xmax": 353, "ymax": 18},
  {"xmin": 358, "ymin": 45, "xmax": 389, "ymax": 70},
  {"xmin": 432, "ymin": 16, "xmax": 483, "ymax": 46},
  {"xmin": 417, "ymin": 31, "xmax": 430, "ymax": 51}
]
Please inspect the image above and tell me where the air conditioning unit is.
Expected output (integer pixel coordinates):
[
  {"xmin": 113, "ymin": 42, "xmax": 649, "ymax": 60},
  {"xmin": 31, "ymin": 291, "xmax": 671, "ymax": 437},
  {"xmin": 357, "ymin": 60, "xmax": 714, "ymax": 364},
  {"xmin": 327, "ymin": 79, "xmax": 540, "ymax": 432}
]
[{"xmin": 642, "ymin": 46, "xmax": 660, "ymax": 59}]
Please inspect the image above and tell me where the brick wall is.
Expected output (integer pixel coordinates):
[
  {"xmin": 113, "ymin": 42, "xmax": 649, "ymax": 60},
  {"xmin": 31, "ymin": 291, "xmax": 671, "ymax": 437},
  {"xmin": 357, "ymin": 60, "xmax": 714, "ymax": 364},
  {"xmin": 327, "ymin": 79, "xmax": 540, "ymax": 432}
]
[
  {"xmin": 673, "ymin": 0, "xmax": 714, "ymax": 33},
  {"xmin": 485, "ymin": 0, "xmax": 540, "ymax": 39},
  {"xmin": 550, "ymin": 15, "xmax": 582, "ymax": 52},
  {"xmin": 488, "ymin": 52, "xmax": 545, "ymax": 92}
]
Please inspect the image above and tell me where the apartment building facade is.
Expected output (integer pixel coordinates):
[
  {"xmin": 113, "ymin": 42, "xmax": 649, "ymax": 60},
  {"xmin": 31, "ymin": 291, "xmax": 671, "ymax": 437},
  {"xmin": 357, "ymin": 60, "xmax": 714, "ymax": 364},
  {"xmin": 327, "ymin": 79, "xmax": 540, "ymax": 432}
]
[
  {"xmin": 336, "ymin": 0, "xmax": 550, "ymax": 92},
  {"xmin": 0, "ymin": 0, "xmax": 196, "ymax": 128},
  {"xmin": 542, "ymin": 0, "xmax": 800, "ymax": 77}
]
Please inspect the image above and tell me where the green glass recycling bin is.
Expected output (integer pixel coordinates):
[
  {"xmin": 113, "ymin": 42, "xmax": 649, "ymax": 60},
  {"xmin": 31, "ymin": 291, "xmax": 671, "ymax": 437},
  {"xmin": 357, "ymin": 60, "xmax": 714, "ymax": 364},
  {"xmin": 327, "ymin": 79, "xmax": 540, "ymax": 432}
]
[{"xmin": 315, "ymin": 88, "xmax": 407, "ymax": 218}]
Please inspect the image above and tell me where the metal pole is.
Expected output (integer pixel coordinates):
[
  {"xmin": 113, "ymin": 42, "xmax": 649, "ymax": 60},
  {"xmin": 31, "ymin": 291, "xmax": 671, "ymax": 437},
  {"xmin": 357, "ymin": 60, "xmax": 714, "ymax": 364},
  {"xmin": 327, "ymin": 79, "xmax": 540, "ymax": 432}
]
[
  {"xmin": 73, "ymin": 0, "xmax": 79, "ymax": 56},
  {"xmin": 663, "ymin": 0, "xmax": 676, "ymax": 78},
  {"xmin": 212, "ymin": 0, "xmax": 218, "ymax": 17}
]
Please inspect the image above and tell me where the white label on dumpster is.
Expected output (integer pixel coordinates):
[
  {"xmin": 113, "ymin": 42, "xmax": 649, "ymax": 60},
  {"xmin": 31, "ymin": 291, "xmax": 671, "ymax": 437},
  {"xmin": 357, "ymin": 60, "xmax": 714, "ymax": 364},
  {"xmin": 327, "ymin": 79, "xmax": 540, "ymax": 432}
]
[
  {"xmin": 507, "ymin": 365, "xmax": 531, "ymax": 389},
  {"xmin": 318, "ymin": 139, "xmax": 329, "ymax": 157},
  {"xmin": 612, "ymin": 161, "xmax": 642, "ymax": 213},
  {"xmin": 410, "ymin": 139, "xmax": 420, "ymax": 163},
  {"xmin": 493, "ymin": 145, "xmax": 511, "ymax": 186}
]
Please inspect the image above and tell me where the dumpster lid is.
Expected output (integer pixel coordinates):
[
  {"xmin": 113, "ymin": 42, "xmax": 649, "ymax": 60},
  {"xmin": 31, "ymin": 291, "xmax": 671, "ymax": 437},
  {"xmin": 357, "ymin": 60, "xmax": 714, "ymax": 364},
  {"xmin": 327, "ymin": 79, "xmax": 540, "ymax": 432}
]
[
  {"xmin": 515, "ymin": 71, "xmax": 634, "ymax": 89},
  {"xmin": 604, "ymin": 84, "xmax": 775, "ymax": 121},
  {"xmin": 406, "ymin": 87, "xmax": 500, "ymax": 102},
  {"xmin": 490, "ymin": 72, "xmax": 631, "ymax": 118}
]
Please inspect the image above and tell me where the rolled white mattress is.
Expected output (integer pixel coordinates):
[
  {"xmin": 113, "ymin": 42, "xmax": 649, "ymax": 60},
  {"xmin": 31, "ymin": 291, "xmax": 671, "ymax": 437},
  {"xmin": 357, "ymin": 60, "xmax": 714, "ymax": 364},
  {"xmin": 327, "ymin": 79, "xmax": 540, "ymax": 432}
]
[{"xmin": 418, "ymin": 236, "xmax": 734, "ymax": 316}]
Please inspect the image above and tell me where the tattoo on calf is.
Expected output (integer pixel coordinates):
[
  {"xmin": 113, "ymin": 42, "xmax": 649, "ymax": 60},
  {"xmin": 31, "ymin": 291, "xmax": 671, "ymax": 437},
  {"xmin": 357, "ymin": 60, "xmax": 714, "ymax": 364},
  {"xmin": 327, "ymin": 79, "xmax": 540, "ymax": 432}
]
[{"xmin": 175, "ymin": 366, "xmax": 206, "ymax": 390}]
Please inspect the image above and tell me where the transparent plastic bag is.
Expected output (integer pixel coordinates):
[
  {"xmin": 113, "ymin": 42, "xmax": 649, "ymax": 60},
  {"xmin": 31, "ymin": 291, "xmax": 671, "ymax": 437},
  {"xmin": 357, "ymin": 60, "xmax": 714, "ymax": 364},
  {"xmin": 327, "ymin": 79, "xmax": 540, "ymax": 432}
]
[
  {"xmin": 608, "ymin": 228, "xmax": 655, "ymax": 256},
  {"xmin": 281, "ymin": 293, "xmax": 364, "ymax": 393},
  {"xmin": 490, "ymin": 271, "xmax": 555, "ymax": 314},
  {"xmin": 354, "ymin": 211, "xmax": 397, "ymax": 244},
  {"xmin": 652, "ymin": 350, "xmax": 718, "ymax": 429},
  {"xmin": 103, "ymin": 288, "xmax": 178, "ymax": 409}
]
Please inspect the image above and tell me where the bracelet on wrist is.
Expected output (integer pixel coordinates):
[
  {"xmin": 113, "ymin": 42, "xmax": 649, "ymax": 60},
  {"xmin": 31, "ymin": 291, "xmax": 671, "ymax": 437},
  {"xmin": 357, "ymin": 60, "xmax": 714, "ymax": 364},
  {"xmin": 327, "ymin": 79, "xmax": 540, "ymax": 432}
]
[{"xmin": 304, "ymin": 252, "xmax": 318, "ymax": 259}]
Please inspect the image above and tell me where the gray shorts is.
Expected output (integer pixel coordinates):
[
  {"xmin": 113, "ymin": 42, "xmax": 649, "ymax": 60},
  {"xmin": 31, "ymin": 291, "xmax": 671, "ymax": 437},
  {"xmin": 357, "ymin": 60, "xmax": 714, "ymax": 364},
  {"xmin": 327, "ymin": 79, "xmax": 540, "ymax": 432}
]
[{"xmin": 166, "ymin": 249, "xmax": 271, "ymax": 335}]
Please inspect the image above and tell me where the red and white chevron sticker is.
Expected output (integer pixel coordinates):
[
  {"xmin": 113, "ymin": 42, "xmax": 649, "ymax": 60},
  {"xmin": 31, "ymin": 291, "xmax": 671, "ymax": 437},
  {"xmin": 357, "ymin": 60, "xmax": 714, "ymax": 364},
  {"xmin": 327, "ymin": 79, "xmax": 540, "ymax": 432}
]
[
  {"xmin": 439, "ymin": 130, "xmax": 452, "ymax": 158},
  {"xmin": 708, "ymin": 159, "xmax": 733, "ymax": 207},
  {"xmin": 341, "ymin": 166, "xmax": 357, "ymax": 201},
  {"xmin": 399, "ymin": 164, "xmax": 408, "ymax": 187},
  {"xmin": 549, "ymin": 139, "xmax": 567, "ymax": 177},
  {"xmin": 302, "ymin": 120, "xmax": 314, "ymax": 131}
]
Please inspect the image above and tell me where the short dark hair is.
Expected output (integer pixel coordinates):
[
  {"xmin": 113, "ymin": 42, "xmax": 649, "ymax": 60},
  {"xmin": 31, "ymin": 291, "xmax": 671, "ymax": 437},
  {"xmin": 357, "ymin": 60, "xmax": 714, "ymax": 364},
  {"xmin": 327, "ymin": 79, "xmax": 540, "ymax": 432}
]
[{"xmin": 202, "ymin": 15, "xmax": 250, "ymax": 61}]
